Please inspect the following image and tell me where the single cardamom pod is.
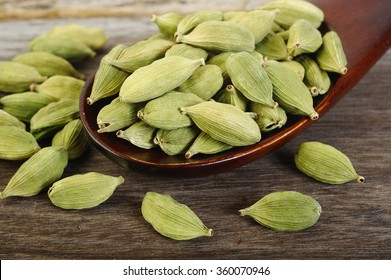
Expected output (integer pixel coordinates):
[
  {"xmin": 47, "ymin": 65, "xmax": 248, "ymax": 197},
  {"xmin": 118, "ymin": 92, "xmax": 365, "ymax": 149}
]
[
  {"xmin": 52, "ymin": 119, "xmax": 89, "ymax": 159},
  {"xmin": 97, "ymin": 97, "xmax": 142, "ymax": 133},
  {"xmin": 119, "ymin": 56, "xmax": 204, "ymax": 103},
  {"xmin": 223, "ymin": 11, "xmax": 246, "ymax": 21},
  {"xmin": 0, "ymin": 109, "xmax": 26, "ymax": 129},
  {"xmin": 0, "ymin": 92, "xmax": 54, "ymax": 122},
  {"xmin": 116, "ymin": 121, "xmax": 157, "ymax": 150},
  {"xmin": 12, "ymin": 52, "xmax": 85, "ymax": 79},
  {"xmin": 154, "ymin": 126, "xmax": 199, "ymax": 156},
  {"xmin": 30, "ymin": 75, "xmax": 85, "ymax": 101},
  {"xmin": 206, "ymin": 52, "xmax": 233, "ymax": 82},
  {"xmin": 0, "ymin": 61, "xmax": 47, "ymax": 93},
  {"xmin": 138, "ymin": 91, "xmax": 204, "ymax": 130},
  {"xmin": 254, "ymin": 32, "xmax": 289, "ymax": 61},
  {"xmin": 109, "ymin": 39, "xmax": 175, "ymax": 73},
  {"xmin": 250, "ymin": 102, "xmax": 287, "ymax": 132},
  {"xmin": 185, "ymin": 131, "xmax": 233, "ymax": 159},
  {"xmin": 48, "ymin": 172, "xmax": 124, "ymax": 209},
  {"xmin": 0, "ymin": 146, "xmax": 68, "ymax": 199},
  {"xmin": 87, "ymin": 44, "xmax": 130, "ymax": 105},
  {"xmin": 28, "ymin": 35, "xmax": 96, "ymax": 63},
  {"xmin": 141, "ymin": 191, "xmax": 213, "ymax": 240},
  {"xmin": 263, "ymin": 59, "xmax": 319, "ymax": 120},
  {"xmin": 316, "ymin": 31, "xmax": 348, "ymax": 74},
  {"xmin": 180, "ymin": 100, "xmax": 261, "ymax": 146},
  {"xmin": 276, "ymin": 29, "xmax": 290, "ymax": 41},
  {"xmin": 295, "ymin": 141, "xmax": 365, "ymax": 184},
  {"xmin": 287, "ymin": 19, "xmax": 323, "ymax": 58},
  {"xmin": 178, "ymin": 65, "xmax": 224, "ymax": 100},
  {"xmin": 45, "ymin": 24, "xmax": 107, "ymax": 50},
  {"xmin": 151, "ymin": 12, "xmax": 184, "ymax": 36},
  {"xmin": 0, "ymin": 126, "xmax": 41, "ymax": 160},
  {"xmin": 226, "ymin": 51, "xmax": 276, "ymax": 108},
  {"xmin": 165, "ymin": 43, "xmax": 209, "ymax": 61},
  {"xmin": 176, "ymin": 21, "xmax": 255, "ymax": 52},
  {"xmin": 239, "ymin": 191, "xmax": 322, "ymax": 232},
  {"xmin": 214, "ymin": 84, "xmax": 248, "ymax": 112},
  {"xmin": 258, "ymin": 0, "xmax": 324, "ymax": 29},
  {"xmin": 280, "ymin": 60, "xmax": 305, "ymax": 80},
  {"xmin": 175, "ymin": 9, "xmax": 223, "ymax": 37}
]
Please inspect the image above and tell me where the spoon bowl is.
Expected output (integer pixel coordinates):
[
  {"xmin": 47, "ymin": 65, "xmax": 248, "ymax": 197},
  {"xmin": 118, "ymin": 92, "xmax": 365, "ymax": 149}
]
[{"xmin": 80, "ymin": 0, "xmax": 391, "ymax": 176}]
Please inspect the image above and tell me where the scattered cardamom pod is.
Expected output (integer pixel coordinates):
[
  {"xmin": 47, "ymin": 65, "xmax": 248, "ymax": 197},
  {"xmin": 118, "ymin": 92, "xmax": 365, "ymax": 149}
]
[
  {"xmin": 295, "ymin": 141, "xmax": 365, "ymax": 184},
  {"xmin": 48, "ymin": 172, "xmax": 124, "ymax": 210},
  {"xmin": 116, "ymin": 121, "xmax": 157, "ymax": 149},
  {"xmin": 0, "ymin": 109, "xmax": 26, "ymax": 129},
  {"xmin": 316, "ymin": 31, "xmax": 348, "ymax": 74},
  {"xmin": 0, "ymin": 126, "xmax": 41, "ymax": 160},
  {"xmin": 141, "ymin": 192, "xmax": 213, "ymax": 240},
  {"xmin": 239, "ymin": 191, "xmax": 322, "ymax": 232}
]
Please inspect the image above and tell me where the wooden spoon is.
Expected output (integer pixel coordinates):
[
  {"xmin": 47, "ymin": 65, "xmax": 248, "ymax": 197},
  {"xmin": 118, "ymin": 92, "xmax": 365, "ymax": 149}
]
[{"xmin": 80, "ymin": 0, "xmax": 391, "ymax": 176}]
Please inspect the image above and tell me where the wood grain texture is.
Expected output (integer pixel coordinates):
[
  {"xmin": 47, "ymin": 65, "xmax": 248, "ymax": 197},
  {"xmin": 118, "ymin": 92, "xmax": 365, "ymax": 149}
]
[{"xmin": 0, "ymin": 5, "xmax": 391, "ymax": 260}]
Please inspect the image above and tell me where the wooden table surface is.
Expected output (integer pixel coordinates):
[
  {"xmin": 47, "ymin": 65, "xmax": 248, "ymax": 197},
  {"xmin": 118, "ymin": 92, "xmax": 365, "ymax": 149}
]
[{"xmin": 1, "ymin": 2, "xmax": 390, "ymax": 260}]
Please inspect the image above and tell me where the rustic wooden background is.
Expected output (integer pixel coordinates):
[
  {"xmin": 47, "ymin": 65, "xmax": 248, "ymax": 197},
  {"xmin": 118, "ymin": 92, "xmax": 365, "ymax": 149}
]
[{"xmin": 0, "ymin": 0, "xmax": 390, "ymax": 259}]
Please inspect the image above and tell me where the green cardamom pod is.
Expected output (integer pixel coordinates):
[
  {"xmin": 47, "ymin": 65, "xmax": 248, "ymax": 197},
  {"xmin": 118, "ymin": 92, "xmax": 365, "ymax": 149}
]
[
  {"xmin": 141, "ymin": 192, "xmax": 213, "ymax": 240},
  {"xmin": 138, "ymin": 91, "xmax": 204, "ymax": 130},
  {"xmin": 178, "ymin": 65, "xmax": 224, "ymax": 100},
  {"xmin": 280, "ymin": 60, "xmax": 305, "ymax": 80},
  {"xmin": 223, "ymin": 11, "xmax": 246, "ymax": 21},
  {"xmin": 165, "ymin": 43, "xmax": 209, "ymax": 61},
  {"xmin": 185, "ymin": 131, "xmax": 233, "ymax": 159},
  {"xmin": 254, "ymin": 32, "xmax": 289, "ymax": 61},
  {"xmin": 0, "ymin": 146, "xmax": 68, "ymax": 199},
  {"xmin": 154, "ymin": 126, "xmax": 199, "ymax": 156},
  {"xmin": 214, "ymin": 84, "xmax": 248, "ymax": 112},
  {"xmin": 295, "ymin": 141, "xmax": 365, "ymax": 184},
  {"xmin": 119, "ymin": 56, "xmax": 204, "ymax": 103},
  {"xmin": 180, "ymin": 100, "xmax": 261, "ymax": 146},
  {"xmin": 151, "ymin": 12, "xmax": 184, "ymax": 36},
  {"xmin": 316, "ymin": 31, "xmax": 348, "ymax": 74},
  {"xmin": 116, "ymin": 121, "xmax": 157, "ymax": 150},
  {"xmin": 176, "ymin": 21, "xmax": 255, "ymax": 52},
  {"xmin": 0, "ymin": 92, "xmax": 55, "ymax": 122},
  {"xmin": 175, "ymin": 9, "xmax": 223, "ymax": 37},
  {"xmin": 250, "ymin": 102, "xmax": 287, "ymax": 132},
  {"xmin": 30, "ymin": 75, "xmax": 85, "ymax": 101},
  {"xmin": 0, "ymin": 109, "xmax": 26, "ymax": 129},
  {"xmin": 97, "ymin": 97, "xmax": 142, "ymax": 133},
  {"xmin": 0, "ymin": 126, "xmax": 41, "ymax": 160},
  {"xmin": 0, "ymin": 61, "xmax": 47, "ymax": 93},
  {"xmin": 287, "ymin": 19, "xmax": 323, "ymax": 58},
  {"xmin": 52, "ymin": 119, "xmax": 89, "ymax": 159},
  {"xmin": 239, "ymin": 191, "xmax": 322, "ymax": 232},
  {"xmin": 48, "ymin": 172, "xmax": 124, "ymax": 210},
  {"xmin": 12, "ymin": 52, "xmax": 85, "ymax": 79},
  {"xmin": 206, "ymin": 52, "xmax": 233, "ymax": 82}
]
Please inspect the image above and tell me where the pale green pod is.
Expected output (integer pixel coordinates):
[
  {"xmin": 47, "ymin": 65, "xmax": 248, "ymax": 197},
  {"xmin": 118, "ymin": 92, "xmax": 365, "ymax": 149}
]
[
  {"xmin": 141, "ymin": 192, "xmax": 213, "ymax": 240},
  {"xmin": 116, "ymin": 121, "xmax": 157, "ymax": 149},
  {"xmin": 52, "ymin": 119, "xmax": 89, "ymax": 159},
  {"xmin": 276, "ymin": 30, "xmax": 290, "ymax": 41},
  {"xmin": 147, "ymin": 32, "xmax": 175, "ymax": 42},
  {"xmin": 176, "ymin": 21, "xmax": 255, "ymax": 52},
  {"xmin": 28, "ymin": 35, "xmax": 96, "ymax": 63},
  {"xmin": 295, "ymin": 55, "xmax": 330, "ymax": 96},
  {"xmin": 287, "ymin": 19, "xmax": 323, "ymax": 58},
  {"xmin": 87, "ymin": 44, "xmax": 130, "ymax": 105},
  {"xmin": 316, "ymin": 31, "xmax": 348, "ymax": 74},
  {"xmin": 180, "ymin": 101, "xmax": 261, "ymax": 146},
  {"xmin": 45, "ymin": 24, "xmax": 107, "ymax": 50},
  {"xmin": 138, "ymin": 91, "xmax": 204, "ymax": 130},
  {"xmin": 154, "ymin": 126, "xmax": 199, "ymax": 156},
  {"xmin": 0, "ymin": 146, "xmax": 68, "ymax": 199},
  {"xmin": 0, "ymin": 92, "xmax": 54, "ymax": 123},
  {"xmin": 223, "ymin": 11, "xmax": 246, "ymax": 21},
  {"xmin": 12, "ymin": 52, "xmax": 85, "ymax": 79},
  {"xmin": 280, "ymin": 60, "xmax": 305, "ymax": 80},
  {"xmin": 185, "ymin": 131, "xmax": 233, "ymax": 159},
  {"xmin": 30, "ymin": 98, "xmax": 80, "ymax": 140},
  {"xmin": 206, "ymin": 52, "xmax": 233, "ymax": 82},
  {"xmin": 119, "ymin": 56, "xmax": 204, "ymax": 103},
  {"xmin": 179, "ymin": 65, "xmax": 224, "ymax": 100},
  {"xmin": 165, "ymin": 43, "xmax": 209, "ymax": 61},
  {"xmin": 258, "ymin": 0, "xmax": 324, "ymax": 29},
  {"xmin": 109, "ymin": 39, "xmax": 175, "ymax": 73},
  {"xmin": 48, "ymin": 172, "xmax": 124, "ymax": 209},
  {"xmin": 295, "ymin": 141, "xmax": 365, "ymax": 184},
  {"xmin": 228, "ymin": 9, "xmax": 278, "ymax": 44},
  {"xmin": 0, "ymin": 109, "xmax": 26, "ymax": 129},
  {"xmin": 97, "ymin": 97, "xmax": 142, "ymax": 133},
  {"xmin": 175, "ymin": 9, "xmax": 223, "ymax": 37},
  {"xmin": 30, "ymin": 75, "xmax": 85, "ymax": 101},
  {"xmin": 214, "ymin": 84, "xmax": 248, "ymax": 112},
  {"xmin": 226, "ymin": 52, "xmax": 276, "ymax": 108},
  {"xmin": 0, "ymin": 126, "xmax": 41, "ymax": 160},
  {"xmin": 239, "ymin": 191, "xmax": 322, "ymax": 232},
  {"xmin": 151, "ymin": 12, "xmax": 184, "ymax": 36},
  {"xmin": 0, "ymin": 61, "xmax": 47, "ymax": 93},
  {"xmin": 254, "ymin": 32, "xmax": 289, "ymax": 61},
  {"xmin": 250, "ymin": 102, "xmax": 287, "ymax": 132},
  {"xmin": 271, "ymin": 22, "xmax": 285, "ymax": 33},
  {"xmin": 264, "ymin": 60, "xmax": 319, "ymax": 120}
]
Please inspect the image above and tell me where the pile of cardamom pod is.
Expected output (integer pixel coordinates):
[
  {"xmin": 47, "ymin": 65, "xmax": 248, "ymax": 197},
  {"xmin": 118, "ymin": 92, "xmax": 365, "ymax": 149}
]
[{"xmin": 88, "ymin": 0, "xmax": 348, "ymax": 159}]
